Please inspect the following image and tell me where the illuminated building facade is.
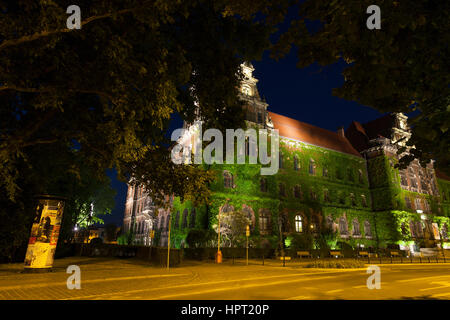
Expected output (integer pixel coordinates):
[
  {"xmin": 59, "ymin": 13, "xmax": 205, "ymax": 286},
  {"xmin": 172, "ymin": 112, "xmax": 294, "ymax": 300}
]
[{"xmin": 123, "ymin": 63, "xmax": 450, "ymax": 253}]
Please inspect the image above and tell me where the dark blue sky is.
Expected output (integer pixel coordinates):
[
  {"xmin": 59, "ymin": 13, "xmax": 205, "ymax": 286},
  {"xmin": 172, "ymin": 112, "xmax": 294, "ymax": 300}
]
[{"xmin": 103, "ymin": 49, "xmax": 384, "ymax": 227}]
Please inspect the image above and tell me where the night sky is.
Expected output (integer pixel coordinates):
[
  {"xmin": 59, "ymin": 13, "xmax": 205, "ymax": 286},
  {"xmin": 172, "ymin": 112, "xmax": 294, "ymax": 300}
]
[{"xmin": 103, "ymin": 48, "xmax": 385, "ymax": 227}]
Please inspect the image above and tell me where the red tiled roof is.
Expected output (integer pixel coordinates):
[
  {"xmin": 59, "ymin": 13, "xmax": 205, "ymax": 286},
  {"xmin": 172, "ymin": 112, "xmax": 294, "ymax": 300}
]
[{"xmin": 268, "ymin": 112, "xmax": 362, "ymax": 157}]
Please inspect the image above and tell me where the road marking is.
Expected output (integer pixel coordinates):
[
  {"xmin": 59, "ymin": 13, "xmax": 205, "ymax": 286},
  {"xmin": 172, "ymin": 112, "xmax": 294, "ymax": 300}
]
[
  {"xmin": 285, "ymin": 295, "xmax": 311, "ymax": 300},
  {"xmin": 62, "ymin": 273, "xmax": 335, "ymax": 300},
  {"xmin": 147, "ymin": 276, "xmax": 334, "ymax": 300},
  {"xmin": 352, "ymin": 285, "xmax": 367, "ymax": 289},
  {"xmin": 396, "ymin": 275, "xmax": 450, "ymax": 283},
  {"xmin": 0, "ymin": 273, "xmax": 190, "ymax": 291},
  {"xmin": 419, "ymin": 281, "xmax": 450, "ymax": 291},
  {"xmin": 326, "ymin": 289, "xmax": 344, "ymax": 294},
  {"xmin": 431, "ymin": 292, "xmax": 450, "ymax": 298}
]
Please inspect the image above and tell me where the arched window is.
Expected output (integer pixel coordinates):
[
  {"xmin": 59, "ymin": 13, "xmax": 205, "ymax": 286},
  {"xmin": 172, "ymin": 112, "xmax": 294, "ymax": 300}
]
[
  {"xmin": 223, "ymin": 171, "xmax": 234, "ymax": 188},
  {"xmin": 260, "ymin": 178, "xmax": 267, "ymax": 192},
  {"xmin": 323, "ymin": 167, "xmax": 328, "ymax": 177},
  {"xmin": 295, "ymin": 215, "xmax": 303, "ymax": 233},
  {"xmin": 173, "ymin": 211, "xmax": 179, "ymax": 229},
  {"xmin": 182, "ymin": 209, "xmax": 188, "ymax": 228},
  {"xmin": 400, "ymin": 222, "xmax": 408, "ymax": 236},
  {"xmin": 414, "ymin": 198, "xmax": 423, "ymax": 211},
  {"xmin": 339, "ymin": 217, "xmax": 348, "ymax": 236},
  {"xmin": 309, "ymin": 159, "xmax": 315, "ymax": 175},
  {"xmin": 259, "ymin": 209, "xmax": 271, "ymax": 234},
  {"xmin": 294, "ymin": 156, "xmax": 299, "ymax": 171},
  {"xmin": 310, "ymin": 188, "xmax": 317, "ymax": 201},
  {"xmin": 189, "ymin": 209, "xmax": 196, "ymax": 228},
  {"xmin": 358, "ymin": 169, "xmax": 364, "ymax": 184},
  {"xmin": 352, "ymin": 219, "xmax": 361, "ymax": 236},
  {"xmin": 416, "ymin": 221, "xmax": 424, "ymax": 238},
  {"xmin": 242, "ymin": 85, "xmax": 252, "ymax": 96}
]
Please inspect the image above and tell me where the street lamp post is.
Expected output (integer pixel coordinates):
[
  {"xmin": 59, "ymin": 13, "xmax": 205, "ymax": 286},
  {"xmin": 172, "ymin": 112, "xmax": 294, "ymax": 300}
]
[
  {"xmin": 216, "ymin": 210, "xmax": 222, "ymax": 264},
  {"xmin": 246, "ymin": 225, "xmax": 250, "ymax": 266},
  {"xmin": 167, "ymin": 213, "xmax": 171, "ymax": 271}
]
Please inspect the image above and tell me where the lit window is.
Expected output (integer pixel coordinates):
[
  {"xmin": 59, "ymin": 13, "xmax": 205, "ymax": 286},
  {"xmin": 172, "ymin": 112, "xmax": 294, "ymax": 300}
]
[
  {"xmin": 294, "ymin": 156, "xmax": 299, "ymax": 171},
  {"xmin": 309, "ymin": 159, "xmax": 315, "ymax": 175},
  {"xmin": 339, "ymin": 217, "xmax": 348, "ymax": 235},
  {"xmin": 295, "ymin": 215, "xmax": 303, "ymax": 233}
]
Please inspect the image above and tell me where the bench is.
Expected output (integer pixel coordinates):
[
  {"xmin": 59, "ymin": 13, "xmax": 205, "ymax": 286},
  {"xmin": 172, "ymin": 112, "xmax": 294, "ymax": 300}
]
[
  {"xmin": 330, "ymin": 250, "xmax": 343, "ymax": 258},
  {"xmin": 358, "ymin": 251, "xmax": 369, "ymax": 257},
  {"xmin": 390, "ymin": 251, "xmax": 400, "ymax": 257},
  {"xmin": 297, "ymin": 251, "xmax": 312, "ymax": 258}
]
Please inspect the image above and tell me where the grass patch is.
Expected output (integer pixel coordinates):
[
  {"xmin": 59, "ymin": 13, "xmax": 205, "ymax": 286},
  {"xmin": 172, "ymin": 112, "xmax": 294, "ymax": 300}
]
[{"xmin": 303, "ymin": 259, "xmax": 366, "ymax": 269}]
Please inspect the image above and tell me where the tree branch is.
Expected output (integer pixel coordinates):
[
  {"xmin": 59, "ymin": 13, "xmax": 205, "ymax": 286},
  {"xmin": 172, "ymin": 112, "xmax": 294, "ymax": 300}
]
[{"xmin": 0, "ymin": 6, "xmax": 144, "ymax": 52}]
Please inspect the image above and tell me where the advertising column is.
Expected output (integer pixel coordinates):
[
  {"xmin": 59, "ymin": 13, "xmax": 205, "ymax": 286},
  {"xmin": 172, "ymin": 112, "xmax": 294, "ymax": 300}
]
[{"xmin": 24, "ymin": 195, "xmax": 66, "ymax": 272}]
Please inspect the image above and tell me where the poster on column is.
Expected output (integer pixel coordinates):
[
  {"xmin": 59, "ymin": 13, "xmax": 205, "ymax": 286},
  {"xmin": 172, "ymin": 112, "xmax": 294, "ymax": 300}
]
[{"xmin": 24, "ymin": 196, "xmax": 65, "ymax": 270}]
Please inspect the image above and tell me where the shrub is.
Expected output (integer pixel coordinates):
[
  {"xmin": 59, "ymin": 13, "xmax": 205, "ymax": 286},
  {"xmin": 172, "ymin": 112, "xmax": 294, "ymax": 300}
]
[
  {"xmin": 304, "ymin": 259, "xmax": 365, "ymax": 269},
  {"xmin": 337, "ymin": 241, "xmax": 355, "ymax": 258},
  {"xmin": 289, "ymin": 233, "xmax": 314, "ymax": 250}
]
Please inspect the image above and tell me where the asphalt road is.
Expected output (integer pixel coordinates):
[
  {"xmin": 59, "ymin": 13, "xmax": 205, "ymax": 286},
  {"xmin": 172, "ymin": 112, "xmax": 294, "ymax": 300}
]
[{"xmin": 1, "ymin": 257, "xmax": 450, "ymax": 300}]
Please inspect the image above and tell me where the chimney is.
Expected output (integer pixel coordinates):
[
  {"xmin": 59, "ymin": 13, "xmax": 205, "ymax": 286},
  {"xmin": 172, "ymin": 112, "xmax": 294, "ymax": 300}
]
[{"xmin": 337, "ymin": 126, "xmax": 345, "ymax": 137}]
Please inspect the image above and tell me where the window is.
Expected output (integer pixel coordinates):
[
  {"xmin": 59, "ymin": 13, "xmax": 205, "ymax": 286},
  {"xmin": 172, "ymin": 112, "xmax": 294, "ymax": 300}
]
[
  {"xmin": 257, "ymin": 112, "xmax": 263, "ymax": 124},
  {"xmin": 409, "ymin": 221, "xmax": 416, "ymax": 238},
  {"xmin": 358, "ymin": 170, "xmax": 364, "ymax": 184},
  {"xmin": 260, "ymin": 178, "xmax": 268, "ymax": 192},
  {"xmin": 352, "ymin": 219, "xmax": 361, "ymax": 236},
  {"xmin": 190, "ymin": 209, "xmax": 196, "ymax": 228},
  {"xmin": 361, "ymin": 195, "xmax": 368, "ymax": 207},
  {"xmin": 350, "ymin": 193, "xmax": 356, "ymax": 206},
  {"xmin": 323, "ymin": 167, "xmax": 328, "ymax": 177},
  {"xmin": 242, "ymin": 85, "xmax": 252, "ymax": 96},
  {"xmin": 414, "ymin": 198, "xmax": 422, "ymax": 211},
  {"xmin": 223, "ymin": 171, "xmax": 234, "ymax": 188},
  {"xmin": 326, "ymin": 216, "xmax": 334, "ymax": 231},
  {"xmin": 339, "ymin": 217, "xmax": 348, "ymax": 236},
  {"xmin": 182, "ymin": 209, "xmax": 188, "ymax": 228},
  {"xmin": 310, "ymin": 189, "xmax": 317, "ymax": 201},
  {"xmin": 347, "ymin": 168, "xmax": 354, "ymax": 181},
  {"xmin": 324, "ymin": 189, "xmax": 330, "ymax": 202},
  {"xmin": 400, "ymin": 171, "xmax": 408, "ymax": 187},
  {"xmin": 416, "ymin": 221, "xmax": 424, "ymax": 238},
  {"xmin": 364, "ymin": 221, "xmax": 372, "ymax": 238},
  {"xmin": 160, "ymin": 215, "xmax": 166, "ymax": 231},
  {"xmin": 336, "ymin": 167, "xmax": 343, "ymax": 180},
  {"xmin": 294, "ymin": 156, "xmax": 299, "ymax": 171},
  {"xmin": 242, "ymin": 205, "xmax": 255, "ymax": 229},
  {"xmin": 442, "ymin": 224, "xmax": 448, "ymax": 240},
  {"xmin": 339, "ymin": 192, "xmax": 346, "ymax": 205},
  {"xmin": 294, "ymin": 185, "xmax": 302, "ymax": 199},
  {"xmin": 309, "ymin": 159, "xmax": 316, "ymax": 175},
  {"xmin": 405, "ymin": 197, "xmax": 412, "ymax": 209},
  {"xmin": 174, "ymin": 211, "xmax": 180, "ymax": 229},
  {"xmin": 295, "ymin": 215, "xmax": 303, "ymax": 233},
  {"xmin": 279, "ymin": 183, "xmax": 286, "ymax": 197},
  {"xmin": 311, "ymin": 215, "xmax": 320, "ymax": 233},
  {"xmin": 259, "ymin": 209, "xmax": 271, "ymax": 234}
]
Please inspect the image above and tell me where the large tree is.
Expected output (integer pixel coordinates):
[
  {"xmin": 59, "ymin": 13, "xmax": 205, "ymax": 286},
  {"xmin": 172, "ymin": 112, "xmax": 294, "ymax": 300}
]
[
  {"xmin": 0, "ymin": 0, "xmax": 283, "ymax": 204},
  {"xmin": 224, "ymin": 0, "xmax": 449, "ymax": 174},
  {"xmin": 269, "ymin": 0, "xmax": 449, "ymax": 173}
]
